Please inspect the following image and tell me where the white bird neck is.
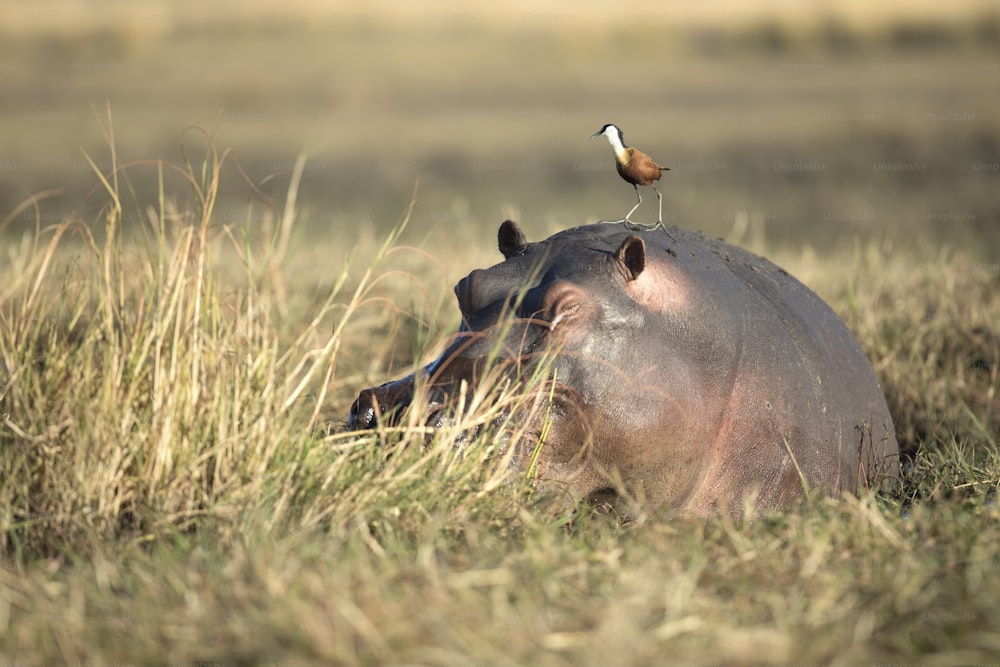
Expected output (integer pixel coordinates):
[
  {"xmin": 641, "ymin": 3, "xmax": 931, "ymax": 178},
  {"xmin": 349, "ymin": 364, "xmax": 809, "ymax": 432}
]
[{"xmin": 604, "ymin": 130, "xmax": 629, "ymax": 162}]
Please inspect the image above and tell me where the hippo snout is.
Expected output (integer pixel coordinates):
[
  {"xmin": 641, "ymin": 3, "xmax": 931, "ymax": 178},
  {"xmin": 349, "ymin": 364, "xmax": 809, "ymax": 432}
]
[
  {"xmin": 347, "ymin": 378, "xmax": 415, "ymax": 430},
  {"xmin": 346, "ymin": 388, "xmax": 380, "ymax": 430}
]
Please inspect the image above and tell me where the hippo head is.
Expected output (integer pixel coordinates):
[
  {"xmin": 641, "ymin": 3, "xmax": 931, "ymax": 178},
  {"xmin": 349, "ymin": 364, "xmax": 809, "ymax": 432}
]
[
  {"xmin": 348, "ymin": 220, "xmax": 900, "ymax": 516},
  {"xmin": 348, "ymin": 220, "xmax": 685, "ymax": 499},
  {"xmin": 347, "ymin": 219, "xmax": 652, "ymax": 429}
]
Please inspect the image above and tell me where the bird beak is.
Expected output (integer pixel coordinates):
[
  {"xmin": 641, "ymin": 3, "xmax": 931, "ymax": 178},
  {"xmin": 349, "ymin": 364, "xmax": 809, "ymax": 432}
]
[{"xmin": 589, "ymin": 132, "xmax": 600, "ymax": 140}]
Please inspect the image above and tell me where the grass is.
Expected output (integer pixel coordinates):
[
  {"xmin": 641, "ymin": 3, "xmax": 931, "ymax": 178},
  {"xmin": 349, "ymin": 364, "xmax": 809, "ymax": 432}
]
[
  {"xmin": 2, "ymin": 5, "xmax": 999, "ymax": 663},
  {"xmin": 4, "ymin": 4, "xmax": 1000, "ymax": 253},
  {"xmin": 0, "ymin": 128, "xmax": 997, "ymax": 665}
]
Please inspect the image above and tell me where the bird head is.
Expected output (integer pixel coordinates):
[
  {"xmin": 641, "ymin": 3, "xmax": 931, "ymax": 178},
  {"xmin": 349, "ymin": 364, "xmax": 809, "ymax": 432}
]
[{"xmin": 590, "ymin": 124, "xmax": 624, "ymax": 143}]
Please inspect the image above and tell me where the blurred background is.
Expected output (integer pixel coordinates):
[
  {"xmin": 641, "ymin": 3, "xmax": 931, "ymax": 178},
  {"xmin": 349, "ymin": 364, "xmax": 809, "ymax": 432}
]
[{"xmin": 1, "ymin": 0, "xmax": 998, "ymax": 255}]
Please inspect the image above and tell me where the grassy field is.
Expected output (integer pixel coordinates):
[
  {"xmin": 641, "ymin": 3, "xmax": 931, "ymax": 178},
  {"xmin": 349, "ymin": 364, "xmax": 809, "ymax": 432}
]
[{"xmin": 2, "ymin": 3, "xmax": 999, "ymax": 665}]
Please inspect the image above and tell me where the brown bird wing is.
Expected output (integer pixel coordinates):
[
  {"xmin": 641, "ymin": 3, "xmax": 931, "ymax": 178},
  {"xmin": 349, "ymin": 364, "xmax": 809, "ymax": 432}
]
[{"xmin": 621, "ymin": 147, "xmax": 666, "ymax": 186}]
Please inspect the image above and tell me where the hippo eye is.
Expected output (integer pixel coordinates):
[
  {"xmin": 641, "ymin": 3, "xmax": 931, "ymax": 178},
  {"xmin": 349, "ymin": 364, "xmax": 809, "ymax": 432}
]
[
  {"xmin": 548, "ymin": 303, "xmax": 580, "ymax": 331},
  {"xmin": 546, "ymin": 297, "xmax": 583, "ymax": 332},
  {"xmin": 533, "ymin": 280, "xmax": 586, "ymax": 332}
]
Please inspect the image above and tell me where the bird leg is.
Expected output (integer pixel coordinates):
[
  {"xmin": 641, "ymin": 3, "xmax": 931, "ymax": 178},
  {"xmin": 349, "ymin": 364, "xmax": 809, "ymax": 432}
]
[
  {"xmin": 623, "ymin": 185, "xmax": 642, "ymax": 222},
  {"xmin": 651, "ymin": 185, "xmax": 677, "ymax": 240},
  {"xmin": 619, "ymin": 186, "xmax": 675, "ymax": 241}
]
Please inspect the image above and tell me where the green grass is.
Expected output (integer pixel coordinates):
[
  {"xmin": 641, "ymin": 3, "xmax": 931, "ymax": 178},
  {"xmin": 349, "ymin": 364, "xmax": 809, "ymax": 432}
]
[{"xmin": 0, "ymin": 133, "xmax": 997, "ymax": 665}]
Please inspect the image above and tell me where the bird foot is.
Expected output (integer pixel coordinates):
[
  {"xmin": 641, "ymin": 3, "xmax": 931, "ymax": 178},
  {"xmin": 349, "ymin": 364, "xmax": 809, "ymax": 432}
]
[
  {"xmin": 621, "ymin": 218, "xmax": 645, "ymax": 232},
  {"xmin": 655, "ymin": 221, "xmax": 678, "ymax": 242},
  {"xmin": 620, "ymin": 218, "xmax": 678, "ymax": 242}
]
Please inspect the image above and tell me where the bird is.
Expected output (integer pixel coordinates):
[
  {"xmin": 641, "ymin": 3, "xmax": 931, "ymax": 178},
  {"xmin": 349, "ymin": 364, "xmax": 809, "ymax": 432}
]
[{"xmin": 590, "ymin": 123, "xmax": 669, "ymax": 230}]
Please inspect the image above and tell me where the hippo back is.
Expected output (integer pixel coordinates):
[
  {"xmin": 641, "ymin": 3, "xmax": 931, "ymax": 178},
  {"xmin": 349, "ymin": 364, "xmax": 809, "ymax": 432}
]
[{"xmin": 506, "ymin": 223, "xmax": 899, "ymax": 512}]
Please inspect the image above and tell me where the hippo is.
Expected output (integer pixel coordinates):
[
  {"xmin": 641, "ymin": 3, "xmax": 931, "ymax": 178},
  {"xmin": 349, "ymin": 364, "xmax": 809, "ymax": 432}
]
[{"xmin": 348, "ymin": 220, "xmax": 900, "ymax": 517}]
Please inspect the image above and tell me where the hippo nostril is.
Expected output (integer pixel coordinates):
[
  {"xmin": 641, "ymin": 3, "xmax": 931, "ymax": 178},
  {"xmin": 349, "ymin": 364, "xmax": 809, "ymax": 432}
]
[
  {"xmin": 354, "ymin": 404, "xmax": 376, "ymax": 429},
  {"xmin": 348, "ymin": 388, "xmax": 381, "ymax": 430},
  {"xmin": 348, "ymin": 381, "xmax": 416, "ymax": 430}
]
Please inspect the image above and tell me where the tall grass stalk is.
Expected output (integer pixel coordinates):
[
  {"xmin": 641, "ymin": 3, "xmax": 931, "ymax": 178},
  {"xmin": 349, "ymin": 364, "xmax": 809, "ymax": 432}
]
[
  {"xmin": 1, "ymin": 132, "xmax": 998, "ymax": 664},
  {"xmin": 0, "ymin": 128, "xmax": 544, "ymax": 564}
]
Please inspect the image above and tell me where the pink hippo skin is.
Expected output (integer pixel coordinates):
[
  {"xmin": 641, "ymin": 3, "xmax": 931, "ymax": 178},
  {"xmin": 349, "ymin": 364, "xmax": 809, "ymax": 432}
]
[{"xmin": 349, "ymin": 221, "xmax": 900, "ymax": 517}]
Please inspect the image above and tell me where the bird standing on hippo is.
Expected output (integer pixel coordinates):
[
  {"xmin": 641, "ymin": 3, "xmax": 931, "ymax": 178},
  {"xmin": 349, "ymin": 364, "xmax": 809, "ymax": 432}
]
[
  {"xmin": 591, "ymin": 123, "xmax": 670, "ymax": 229},
  {"xmin": 348, "ymin": 220, "xmax": 900, "ymax": 517}
]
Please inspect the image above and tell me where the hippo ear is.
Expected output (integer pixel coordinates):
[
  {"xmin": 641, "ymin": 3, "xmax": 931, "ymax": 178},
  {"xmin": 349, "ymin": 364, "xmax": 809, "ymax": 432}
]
[
  {"xmin": 498, "ymin": 220, "xmax": 527, "ymax": 259},
  {"xmin": 615, "ymin": 235, "xmax": 646, "ymax": 281}
]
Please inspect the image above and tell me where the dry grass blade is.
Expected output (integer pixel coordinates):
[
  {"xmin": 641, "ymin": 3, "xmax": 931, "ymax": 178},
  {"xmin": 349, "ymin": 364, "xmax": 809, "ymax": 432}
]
[{"xmin": 0, "ymin": 122, "xmax": 997, "ymax": 665}]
